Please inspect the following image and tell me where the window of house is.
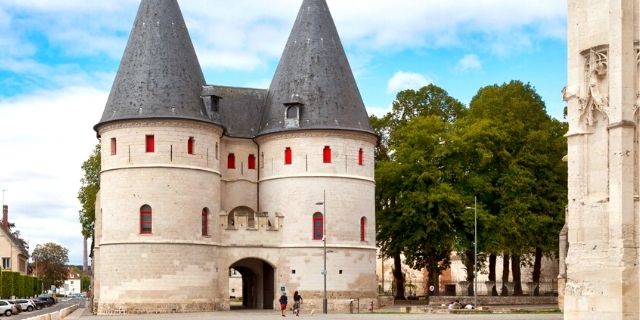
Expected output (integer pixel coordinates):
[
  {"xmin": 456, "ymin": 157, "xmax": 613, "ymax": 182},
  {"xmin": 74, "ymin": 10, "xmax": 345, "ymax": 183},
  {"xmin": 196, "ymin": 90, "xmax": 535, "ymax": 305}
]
[
  {"xmin": 248, "ymin": 154, "xmax": 256, "ymax": 170},
  {"xmin": 202, "ymin": 208, "xmax": 209, "ymax": 236},
  {"xmin": 323, "ymin": 146, "xmax": 332, "ymax": 163},
  {"xmin": 1, "ymin": 258, "xmax": 10, "ymax": 269},
  {"xmin": 260, "ymin": 152, "xmax": 264, "ymax": 168},
  {"xmin": 360, "ymin": 216, "xmax": 367, "ymax": 241},
  {"xmin": 140, "ymin": 205, "xmax": 152, "ymax": 234},
  {"xmin": 358, "ymin": 148, "xmax": 364, "ymax": 166},
  {"xmin": 285, "ymin": 147, "xmax": 292, "ymax": 165},
  {"xmin": 145, "ymin": 135, "xmax": 155, "ymax": 153},
  {"xmin": 228, "ymin": 153, "xmax": 236, "ymax": 169},
  {"xmin": 110, "ymin": 138, "xmax": 117, "ymax": 155},
  {"xmin": 188, "ymin": 137, "xmax": 195, "ymax": 155},
  {"xmin": 313, "ymin": 212, "xmax": 324, "ymax": 240},
  {"xmin": 215, "ymin": 143, "xmax": 219, "ymax": 160}
]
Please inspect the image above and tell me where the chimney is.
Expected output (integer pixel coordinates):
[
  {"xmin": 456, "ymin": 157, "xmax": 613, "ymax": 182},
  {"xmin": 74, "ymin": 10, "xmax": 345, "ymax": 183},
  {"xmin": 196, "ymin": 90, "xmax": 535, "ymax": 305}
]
[{"xmin": 2, "ymin": 205, "xmax": 7, "ymax": 232}]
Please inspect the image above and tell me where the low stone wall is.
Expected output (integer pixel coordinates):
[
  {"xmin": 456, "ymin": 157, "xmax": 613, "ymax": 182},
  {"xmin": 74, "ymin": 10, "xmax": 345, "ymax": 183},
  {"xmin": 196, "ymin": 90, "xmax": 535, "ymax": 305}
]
[
  {"xmin": 95, "ymin": 302, "xmax": 215, "ymax": 315},
  {"xmin": 428, "ymin": 295, "xmax": 557, "ymax": 306},
  {"xmin": 25, "ymin": 304, "xmax": 78, "ymax": 320}
]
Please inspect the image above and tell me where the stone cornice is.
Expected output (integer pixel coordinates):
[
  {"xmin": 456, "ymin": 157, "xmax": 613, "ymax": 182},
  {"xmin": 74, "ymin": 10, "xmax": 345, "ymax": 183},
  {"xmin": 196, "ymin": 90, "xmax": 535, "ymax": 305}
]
[
  {"xmin": 101, "ymin": 164, "xmax": 221, "ymax": 176},
  {"xmin": 260, "ymin": 173, "xmax": 375, "ymax": 184},
  {"xmin": 255, "ymin": 129, "xmax": 377, "ymax": 144}
]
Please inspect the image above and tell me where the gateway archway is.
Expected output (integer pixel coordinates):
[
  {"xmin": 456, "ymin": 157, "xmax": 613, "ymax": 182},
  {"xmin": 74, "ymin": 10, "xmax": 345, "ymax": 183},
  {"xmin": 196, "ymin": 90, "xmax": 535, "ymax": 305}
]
[{"xmin": 229, "ymin": 258, "xmax": 275, "ymax": 310}]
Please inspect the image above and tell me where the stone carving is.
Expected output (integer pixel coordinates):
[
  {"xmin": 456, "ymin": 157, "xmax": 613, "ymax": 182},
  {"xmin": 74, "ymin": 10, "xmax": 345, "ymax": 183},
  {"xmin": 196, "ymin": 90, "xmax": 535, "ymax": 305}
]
[{"xmin": 579, "ymin": 47, "xmax": 609, "ymax": 126}]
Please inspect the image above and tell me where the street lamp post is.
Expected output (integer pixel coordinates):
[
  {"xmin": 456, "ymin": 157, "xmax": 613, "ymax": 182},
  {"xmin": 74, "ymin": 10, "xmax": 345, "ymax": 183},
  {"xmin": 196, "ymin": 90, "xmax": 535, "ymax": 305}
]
[
  {"xmin": 466, "ymin": 196, "xmax": 478, "ymax": 308},
  {"xmin": 316, "ymin": 190, "xmax": 328, "ymax": 314}
]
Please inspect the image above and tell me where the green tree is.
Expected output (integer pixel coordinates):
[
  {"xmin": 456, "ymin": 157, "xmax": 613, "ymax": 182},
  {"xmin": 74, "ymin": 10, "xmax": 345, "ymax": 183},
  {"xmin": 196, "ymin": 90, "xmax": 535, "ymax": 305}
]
[
  {"xmin": 32, "ymin": 243, "xmax": 69, "ymax": 290},
  {"xmin": 81, "ymin": 275, "xmax": 91, "ymax": 292},
  {"xmin": 465, "ymin": 80, "xmax": 567, "ymax": 295},
  {"xmin": 374, "ymin": 84, "xmax": 467, "ymax": 298},
  {"xmin": 78, "ymin": 144, "xmax": 100, "ymax": 258}
]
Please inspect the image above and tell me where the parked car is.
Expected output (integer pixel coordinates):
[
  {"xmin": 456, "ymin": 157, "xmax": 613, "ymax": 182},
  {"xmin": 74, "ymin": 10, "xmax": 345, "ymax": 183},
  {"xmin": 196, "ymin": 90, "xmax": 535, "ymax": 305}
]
[
  {"xmin": 37, "ymin": 295, "xmax": 56, "ymax": 307},
  {"xmin": 30, "ymin": 299, "xmax": 46, "ymax": 310},
  {"xmin": 7, "ymin": 300, "xmax": 21, "ymax": 314},
  {"xmin": 0, "ymin": 299, "xmax": 19, "ymax": 316},
  {"xmin": 14, "ymin": 299, "xmax": 36, "ymax": 312}
]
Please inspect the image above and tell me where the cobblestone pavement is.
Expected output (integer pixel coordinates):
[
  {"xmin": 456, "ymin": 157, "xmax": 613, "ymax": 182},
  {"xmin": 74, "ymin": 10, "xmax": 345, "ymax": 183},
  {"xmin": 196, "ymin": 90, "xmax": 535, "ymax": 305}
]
[{"xmin": 71, "ymin": 308, "xmax": 563, "ymax": 320}]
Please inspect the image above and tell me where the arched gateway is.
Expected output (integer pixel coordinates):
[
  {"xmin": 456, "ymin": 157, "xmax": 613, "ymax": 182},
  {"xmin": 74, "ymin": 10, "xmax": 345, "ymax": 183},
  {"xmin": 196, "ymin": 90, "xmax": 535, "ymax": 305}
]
[{"xmin": 229, "ymin": 258, "xmax": 275, "ymax": 310}]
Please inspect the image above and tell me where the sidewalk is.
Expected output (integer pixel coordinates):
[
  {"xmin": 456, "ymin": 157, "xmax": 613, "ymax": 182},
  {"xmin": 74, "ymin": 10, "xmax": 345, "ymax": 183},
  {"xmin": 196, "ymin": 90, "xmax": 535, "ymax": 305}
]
[{"xmin": 67, "ymin": 307, "xmax": 562, "ymax": 320}]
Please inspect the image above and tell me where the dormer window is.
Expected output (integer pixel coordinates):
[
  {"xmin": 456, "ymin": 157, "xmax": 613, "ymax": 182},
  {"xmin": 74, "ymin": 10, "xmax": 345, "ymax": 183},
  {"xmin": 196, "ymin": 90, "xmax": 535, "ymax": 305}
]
[
  {"xmin": 202, "ymin": 94, "xmax": 221, "ymax": 113},
  {"xmin": 284, "ymin": 102, "xmax": 302, "ymax": 128}
]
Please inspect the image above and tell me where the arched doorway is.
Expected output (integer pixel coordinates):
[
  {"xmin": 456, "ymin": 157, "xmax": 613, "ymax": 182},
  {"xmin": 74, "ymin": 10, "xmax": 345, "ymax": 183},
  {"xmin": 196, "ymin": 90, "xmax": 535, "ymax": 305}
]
[{"xmin": 230, "ymin": 258, "xmax": 275, "ymax": 310}]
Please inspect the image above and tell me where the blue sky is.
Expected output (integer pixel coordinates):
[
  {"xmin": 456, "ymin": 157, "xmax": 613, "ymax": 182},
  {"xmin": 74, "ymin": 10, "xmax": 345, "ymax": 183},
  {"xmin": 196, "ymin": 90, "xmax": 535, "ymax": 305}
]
[{"xmin": 0, "ymin": 0, "xmax": 567, "ymax": 265}]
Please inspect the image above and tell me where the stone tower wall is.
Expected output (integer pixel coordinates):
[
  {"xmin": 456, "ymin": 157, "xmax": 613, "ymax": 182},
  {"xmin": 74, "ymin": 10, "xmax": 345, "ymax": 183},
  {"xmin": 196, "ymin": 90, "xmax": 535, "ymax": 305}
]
[
  {"xmin": 94, "ymin": 120, "xmax": 224, "ymax": 313},
  {"xmin": 254, "ymin": 131, "xmax": 378, "ymax": 309},
  {"xmin": 565, "ymin": 1, "xmax": 640, "ymax": 319}
]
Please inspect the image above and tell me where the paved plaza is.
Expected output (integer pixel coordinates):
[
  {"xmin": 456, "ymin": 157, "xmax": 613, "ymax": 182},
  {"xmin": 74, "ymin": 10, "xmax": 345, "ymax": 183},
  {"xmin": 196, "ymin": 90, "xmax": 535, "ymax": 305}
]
[{"xmin": 67, "ymin": 308, "xmax": 562, "ymax": 320}]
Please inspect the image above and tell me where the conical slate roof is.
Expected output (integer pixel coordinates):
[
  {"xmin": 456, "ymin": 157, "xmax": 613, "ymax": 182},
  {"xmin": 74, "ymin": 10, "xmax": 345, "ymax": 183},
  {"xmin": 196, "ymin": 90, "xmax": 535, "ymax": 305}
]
[
  {"xmin": 96, "ymin": 0, "xmax": 215, "ymax": 130},
  {"xmin": 259, "ymin": 0, "xmax": 374, "ymax": 136}
]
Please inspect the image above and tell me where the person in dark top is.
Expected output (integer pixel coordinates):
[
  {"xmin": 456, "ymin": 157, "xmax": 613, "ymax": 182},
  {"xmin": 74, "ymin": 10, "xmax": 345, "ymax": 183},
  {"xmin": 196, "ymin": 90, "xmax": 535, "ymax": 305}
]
[
  {"xmin": 279, "ymin": 292, "xmax": 288, "ymax": 317},
  {"xmin": 293, "ymin": 291, "xmax": 303, "ymax": 316}
]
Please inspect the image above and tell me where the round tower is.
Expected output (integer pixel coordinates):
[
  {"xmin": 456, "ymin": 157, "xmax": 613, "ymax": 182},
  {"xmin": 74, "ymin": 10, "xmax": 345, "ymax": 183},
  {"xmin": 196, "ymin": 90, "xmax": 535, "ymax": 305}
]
[
  {"xmin": 93, "ymin": 0, "xmax": 224, "ymax": 314},
  {"xmin": 256, "ymin": 0, "xmax": 377, "ymax": 312}
]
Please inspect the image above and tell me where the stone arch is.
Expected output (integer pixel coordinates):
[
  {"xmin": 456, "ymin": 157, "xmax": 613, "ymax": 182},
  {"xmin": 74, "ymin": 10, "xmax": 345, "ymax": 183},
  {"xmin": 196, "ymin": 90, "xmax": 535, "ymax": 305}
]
[
  {"xmin": 229, "ymin": 206, "xmax": 256, "ymax": 229},
  {"xmin": 229, "ymin": 257, "xmax": 276, "ymax": 310}
]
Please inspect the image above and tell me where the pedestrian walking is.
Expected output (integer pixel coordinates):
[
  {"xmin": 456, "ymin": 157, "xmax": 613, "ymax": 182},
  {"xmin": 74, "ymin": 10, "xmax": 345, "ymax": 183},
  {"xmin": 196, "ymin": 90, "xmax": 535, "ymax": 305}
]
[
  {"xmin": 292, "ymin": 291, "xmax": 303, "ymax": 316},
  {"xmin": 279, "ymin": 292, "xmax": 288, "ymax": 317}
]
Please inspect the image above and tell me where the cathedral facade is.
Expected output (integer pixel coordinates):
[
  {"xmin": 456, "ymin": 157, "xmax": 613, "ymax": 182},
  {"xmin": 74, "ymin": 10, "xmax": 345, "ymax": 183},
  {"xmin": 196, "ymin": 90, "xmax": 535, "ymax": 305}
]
[{"xmin": 91, "ymin": 0, "xmax": 377, "ymax": 314}]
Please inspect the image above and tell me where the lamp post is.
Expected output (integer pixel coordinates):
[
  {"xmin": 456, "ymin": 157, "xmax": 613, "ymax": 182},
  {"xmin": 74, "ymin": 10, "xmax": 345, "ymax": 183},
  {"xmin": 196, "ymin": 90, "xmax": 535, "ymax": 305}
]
[
  {"xmin": 466, "ymin": 196, "xmax": 478, "ymax": 308},
  {"xmin": 315, "ymin": 189, "xmax": 327, "ymax": 314}
]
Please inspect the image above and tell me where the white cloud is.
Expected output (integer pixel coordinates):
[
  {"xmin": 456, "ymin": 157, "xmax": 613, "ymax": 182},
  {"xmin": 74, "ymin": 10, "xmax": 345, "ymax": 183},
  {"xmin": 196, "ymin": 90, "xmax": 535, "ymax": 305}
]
[
  {"xmin": 456, "ymin": 54, "xmax": 482, "ymax": 72},
  {"xmin": 0, "ymin": 0, "xmax": 566, "ymax": 76},
  {"xmin": 0, "ymin": 86, "xmax": 107, "ymax": 265},
  {"xmin": 386, "ymin": 71, "xmax": 432, "ymax": 94}
]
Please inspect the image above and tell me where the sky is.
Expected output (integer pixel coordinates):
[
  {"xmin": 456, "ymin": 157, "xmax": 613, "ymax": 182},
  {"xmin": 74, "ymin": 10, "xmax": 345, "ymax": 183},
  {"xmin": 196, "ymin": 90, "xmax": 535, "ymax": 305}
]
[{"xmin": 0, "ymin": 0, "xmax": 567, "ymax": 265}]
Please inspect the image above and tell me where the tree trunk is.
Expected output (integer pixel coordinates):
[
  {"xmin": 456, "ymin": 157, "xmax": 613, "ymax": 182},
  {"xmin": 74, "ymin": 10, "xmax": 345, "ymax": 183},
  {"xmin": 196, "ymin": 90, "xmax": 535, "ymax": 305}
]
[
  {"xmin": 392, "ymin": 251, "xmax": 405, "ymax": 299},
  {"xmin": 464, "ymin": 251, "xmax": 475, "ymax": 296},
  {"xmin": 428, "ymin": 270, "xmax": 440, "ymax": 297},
  {"xmin": 501, "ymin": 253, "xmax": 510, "ymax": 296},
  {"xmin": 511, "ymin": 254, "xmax": 523, "ymax": 296},
  {"xmin": 532, "ymin": 247, "xmax": 543, "ymax": 296},
  {"xmin": 489, "ymin": 253, "xmax": 498, "ymax": 296}
]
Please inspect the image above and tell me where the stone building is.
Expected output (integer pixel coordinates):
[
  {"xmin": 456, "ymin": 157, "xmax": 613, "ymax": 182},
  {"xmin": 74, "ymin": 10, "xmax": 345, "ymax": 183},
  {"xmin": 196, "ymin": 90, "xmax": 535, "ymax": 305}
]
[
  {"xmin": 91, "ymin": 0, "xmax": 377, "ymax": 314},
  {"xmin": 565, "ymin": 1, "xmax": 640, "ymax": 319},
  {"xmin": 0, "ymin": 205, "xmax": 28, "ymax": 275}
]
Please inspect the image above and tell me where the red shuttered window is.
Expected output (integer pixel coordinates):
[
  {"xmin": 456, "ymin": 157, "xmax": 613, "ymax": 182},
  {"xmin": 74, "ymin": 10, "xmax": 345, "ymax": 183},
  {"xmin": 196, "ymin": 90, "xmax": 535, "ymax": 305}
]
[
  {"xmin": 285, "ymin": 147, "xmax": 292, "ymax": 165},
  {"xmin": 145, "ymin": 135, "xmax": 155, "ymax": 153},
  {"xmin": 248, "ymin": 154, "xmax": 256, "ymax": 170},
  {"xmin": 313, "ymin": 212, "xmax": 324, "ymax": 240},
  {"xmin": 358, "ymin": 148, "xmax": 364, "ymax": 166},
  {"xmin": 360, "ymin": 216, "xmax": 367, "ymax": 241},
  {"xmin": 323, "ymin": 146, "xmax": 331, "ymax": 163},
  {"xmin": 228, "ymin": 153, "xmax": 236, "ymax": 169},
  {"xmin": 140, "ymin": 205, "xmax": 152, "ymax": 234},
  {"xmin": 188, "ymin": 137, "xmax": 195, "ymax": 155},
  {"xmin": 202, "ymin": 208, "xmax": 209, "ymax": 236}
]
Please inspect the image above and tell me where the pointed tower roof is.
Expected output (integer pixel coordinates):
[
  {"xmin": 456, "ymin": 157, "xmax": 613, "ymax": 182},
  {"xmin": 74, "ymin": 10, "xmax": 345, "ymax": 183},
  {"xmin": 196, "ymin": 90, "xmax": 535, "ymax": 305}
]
[
  {"xmin": 96, "ymin": 0, "xmax": 216, "ymax": 131},
  {"xmin": 258, "ymin": 0, "xmax": 374, "ymax": 136}
]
